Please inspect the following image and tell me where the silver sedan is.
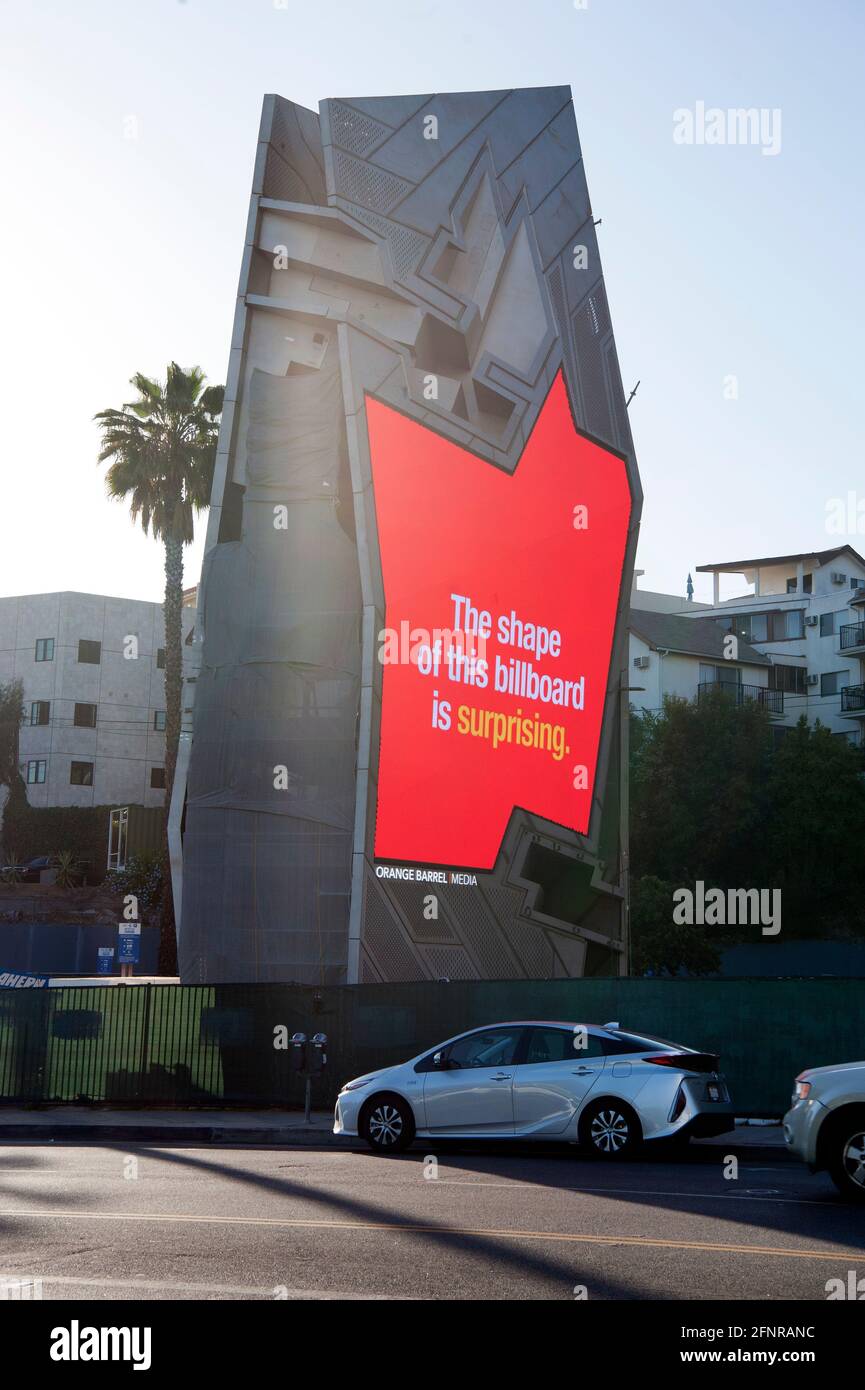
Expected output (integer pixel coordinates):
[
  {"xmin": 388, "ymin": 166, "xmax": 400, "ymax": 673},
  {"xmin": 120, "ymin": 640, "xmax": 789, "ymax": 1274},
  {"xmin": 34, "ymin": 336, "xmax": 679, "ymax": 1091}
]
[{"xmin": 334, "ymin": 1020, "xmax": 734, "ymax": 1156}]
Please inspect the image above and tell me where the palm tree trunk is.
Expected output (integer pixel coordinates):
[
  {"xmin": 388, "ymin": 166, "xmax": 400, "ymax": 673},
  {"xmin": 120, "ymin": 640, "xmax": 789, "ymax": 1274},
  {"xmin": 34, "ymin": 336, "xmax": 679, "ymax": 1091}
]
[{"xmin": 158, "ymin": 530, "xmax": 184, "ymax": 975}]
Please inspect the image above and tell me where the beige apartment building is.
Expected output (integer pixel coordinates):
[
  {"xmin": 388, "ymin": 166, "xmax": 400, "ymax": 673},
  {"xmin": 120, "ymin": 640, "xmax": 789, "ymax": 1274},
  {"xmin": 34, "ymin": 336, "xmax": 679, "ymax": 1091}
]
[{"xmin": 0, "ymin": 590, "xmax": 197, "ymax": 817}]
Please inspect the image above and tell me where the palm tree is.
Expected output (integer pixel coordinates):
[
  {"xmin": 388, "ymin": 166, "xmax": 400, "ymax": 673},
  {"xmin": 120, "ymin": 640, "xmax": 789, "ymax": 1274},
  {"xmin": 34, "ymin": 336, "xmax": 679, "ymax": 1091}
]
[{"xmin": 95, "ymin": 364, "xmax": 223, "ymax": 972}]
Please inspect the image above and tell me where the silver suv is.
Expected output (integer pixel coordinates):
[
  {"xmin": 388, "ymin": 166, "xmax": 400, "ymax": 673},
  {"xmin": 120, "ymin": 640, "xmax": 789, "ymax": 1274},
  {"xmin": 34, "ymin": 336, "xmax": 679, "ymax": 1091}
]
[{"xmin": 784, "ymin": 1061, "xmax": 865, "ymax": 1201}]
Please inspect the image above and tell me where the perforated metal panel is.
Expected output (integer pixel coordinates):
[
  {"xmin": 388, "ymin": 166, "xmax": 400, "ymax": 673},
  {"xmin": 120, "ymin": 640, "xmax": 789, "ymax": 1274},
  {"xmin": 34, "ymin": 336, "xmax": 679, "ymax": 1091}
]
[
  {"xmin": 333, "ymin": 149, "xmax": 412, "ymax": 213},
  {"xmin": 330, "ymin": 101, "xmax": 391, "ymax": 157},
  {"xmin": 572, "ymin": 284, "xmax": 615, "ymax": 446},
  {"xmin": 362, "ymin": 874, "xmax": 426, "ymax": 980},
  {"xmin": 422, "ymin": 947, "xmax": 478, "ymax": 980}
]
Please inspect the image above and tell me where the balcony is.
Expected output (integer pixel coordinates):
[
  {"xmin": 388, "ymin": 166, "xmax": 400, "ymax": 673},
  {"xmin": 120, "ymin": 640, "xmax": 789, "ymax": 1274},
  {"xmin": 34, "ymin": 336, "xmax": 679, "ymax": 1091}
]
[
  {"xmin": 840, "ymin": 684, "xmax": 865, "ymax": 716},
  {"xmin": 839, "ymin": 622, "xmax": 865, "ymax": 655},
  {"xmin": 697, "ymin": 681, "xmax": 784, "ymax": 715}
]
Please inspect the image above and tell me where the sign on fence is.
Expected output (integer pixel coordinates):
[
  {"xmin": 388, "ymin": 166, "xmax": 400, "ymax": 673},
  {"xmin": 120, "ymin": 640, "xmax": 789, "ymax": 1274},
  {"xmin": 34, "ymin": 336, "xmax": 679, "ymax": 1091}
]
[{"xmin": 0, "ymin": 970, "xmax": 50, "ymax": 989}]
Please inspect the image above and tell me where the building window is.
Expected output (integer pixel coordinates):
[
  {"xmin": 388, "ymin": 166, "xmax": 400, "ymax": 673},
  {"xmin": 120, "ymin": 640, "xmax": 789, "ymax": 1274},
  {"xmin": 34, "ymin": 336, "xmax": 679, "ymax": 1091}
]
[
  {"xmin": 767, "ymin": 610, "xmax": 804, "ymax": 641},
  {"xmin": 70, "ymin": 761, "xmax": 94, "ymax": 786},
  {"xmin": 74, "ymin": 703, "xmax": 97, "ymax": 728},
  {"xmin": 730, "ymin": 613, "xmax": 769, "ymax": 643},
  {"xmin": 699, "ymin": 663, "xmax": 741, "ymax": 686},
  {"xmin": 851, "ymin": 578, "xmax": 861, "ymax": 590},
  {"xmin": 786, "ymin": 574, "xmax": 813, "ymax": 594},
  {"xmin": 153, "ymin": 710, "xmax": 166, "ymax": 731},
  {"xmin": 77, "ymin": 639, "xmax": 101, "ymax": 664},
  {"xmin": 35, "ymin": 637, "xmax": 54, "ymax": 662},
  {"xmin": 769, "ymin": 665, "xmax": 807, "ymax": 695},
  {"xmin": 820, "ymin": 612, "xmax": 835, "ymax": 637},
  {"xmin": 29, "ymin": 700, "xmax": 50, "ymax": 726},
  {"xmin": 821, "ymin": 671, "xmax": 848, "ymax": 697},
  {"xmin": 150, "ymin": 767, "xmax": 166, "ymax": 789},
  {"xmin": 26, "ymin": 759, "xmax": 47, "ymax": 784},
  {"xmin": 156, "ymin": 648, "xmax": 166, "ymax": 669}
]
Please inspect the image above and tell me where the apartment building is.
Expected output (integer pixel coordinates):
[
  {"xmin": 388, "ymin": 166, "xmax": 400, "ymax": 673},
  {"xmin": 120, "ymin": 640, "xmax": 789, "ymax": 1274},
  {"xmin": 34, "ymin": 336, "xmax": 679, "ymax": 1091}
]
[
  {"xmin": 629, "ymin": 546, "xmax": 865, "ymax": 745},
  {"xmin": 629, "ymin": 608, "xmax": 776, "ymax": 716},
  {"xmin": 0, "ymin": 590, "xmax": 197, "ymax": 813}
]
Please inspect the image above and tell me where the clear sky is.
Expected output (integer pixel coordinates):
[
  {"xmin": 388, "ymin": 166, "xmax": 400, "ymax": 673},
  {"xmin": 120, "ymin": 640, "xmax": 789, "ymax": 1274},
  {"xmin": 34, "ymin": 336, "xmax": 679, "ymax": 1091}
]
[{"xmin": 1, "ymin": 0, "xmax": 862, "ymax": 606}]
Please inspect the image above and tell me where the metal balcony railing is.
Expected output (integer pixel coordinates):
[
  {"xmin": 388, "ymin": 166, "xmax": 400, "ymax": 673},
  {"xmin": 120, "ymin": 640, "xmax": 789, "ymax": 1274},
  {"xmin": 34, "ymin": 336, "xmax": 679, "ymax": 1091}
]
[
  {"xmin": 840, "ymin": 622, "xmax": 865, "ymax": 651},
  {"xmin": 697, "ymin": 681, "xmax": 784, "ymax": 714},
  {"xmin": 840, "ymin": 684, "xmax": 865, "ymax": 713}
]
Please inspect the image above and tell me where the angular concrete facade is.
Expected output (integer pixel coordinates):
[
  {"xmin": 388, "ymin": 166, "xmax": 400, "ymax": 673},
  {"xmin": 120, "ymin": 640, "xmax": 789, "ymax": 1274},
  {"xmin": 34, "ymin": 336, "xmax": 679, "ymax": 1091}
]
[{"xmin": 177, "ymin": 88, "xmax": 642, "ymax": 985}]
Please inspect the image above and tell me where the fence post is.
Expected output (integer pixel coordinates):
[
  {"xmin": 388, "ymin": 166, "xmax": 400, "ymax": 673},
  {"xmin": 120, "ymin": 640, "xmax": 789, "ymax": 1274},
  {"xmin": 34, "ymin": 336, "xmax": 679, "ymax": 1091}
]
[{"xmin": 138, "ymin": 985, "xmax": 153, "ymax": 1101}]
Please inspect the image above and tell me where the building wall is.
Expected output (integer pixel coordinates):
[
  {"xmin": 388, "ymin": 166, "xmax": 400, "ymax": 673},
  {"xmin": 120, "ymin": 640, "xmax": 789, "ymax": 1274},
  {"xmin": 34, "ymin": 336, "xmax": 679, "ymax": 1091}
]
[
  {"xmin": 0, "ymin": 592, "xmax": 196, "ymax": 812},
  {"xmin": 627, "ymin": 635, "xmax": 768, "ymax": 717}
]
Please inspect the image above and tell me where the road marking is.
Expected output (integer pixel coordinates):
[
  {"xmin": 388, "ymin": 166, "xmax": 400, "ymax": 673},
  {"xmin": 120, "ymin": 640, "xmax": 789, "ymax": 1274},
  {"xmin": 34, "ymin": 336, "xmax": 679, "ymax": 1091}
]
[
  {"xmin": 0, "ymin": 1210, "xmax": 859, "ymax": 1262},
  {"xmin": 429, "ymin": 1181, "xmax": 829, "ymax": 1206},
  {"xmin": 0, "ymin": 1272, "xmax": 402, "ymax": 1300}
]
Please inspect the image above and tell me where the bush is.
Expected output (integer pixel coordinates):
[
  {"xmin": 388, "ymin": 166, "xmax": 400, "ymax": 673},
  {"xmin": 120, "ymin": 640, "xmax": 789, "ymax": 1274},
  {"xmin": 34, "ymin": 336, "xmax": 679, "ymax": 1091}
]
[{"xmin": 104, "ymin": 854, "xmax": 164, "ymax": 915}]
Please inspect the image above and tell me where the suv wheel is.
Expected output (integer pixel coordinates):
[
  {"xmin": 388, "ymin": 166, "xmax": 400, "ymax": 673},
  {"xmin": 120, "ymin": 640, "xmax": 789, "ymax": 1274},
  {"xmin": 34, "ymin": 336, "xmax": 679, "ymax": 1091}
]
[{"xmin": 828, "ymin": 1121, "xmax": 865, "ymax": 1203}]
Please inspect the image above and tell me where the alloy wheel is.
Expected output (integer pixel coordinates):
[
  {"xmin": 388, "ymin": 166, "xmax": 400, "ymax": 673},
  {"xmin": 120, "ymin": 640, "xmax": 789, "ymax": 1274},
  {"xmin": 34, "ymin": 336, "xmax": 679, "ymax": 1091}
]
[
  {"xmin": 368, "ymin": 1103, "xmax": 404, "ymax": 1148},
  {"xmin": 590, "ymin": 1108, "xmax": 630, "ymax": 1154},
  {"xmin": 842, "ymin": 1131, "xmax": 865, "ymax": 1188}
]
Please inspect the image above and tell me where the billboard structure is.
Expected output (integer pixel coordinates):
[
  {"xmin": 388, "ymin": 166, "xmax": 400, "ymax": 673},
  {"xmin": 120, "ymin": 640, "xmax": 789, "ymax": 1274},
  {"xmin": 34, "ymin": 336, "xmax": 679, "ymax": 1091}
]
[{"xmin": 175, "ymin": 87, "xmax": 642, "ymax": 984}]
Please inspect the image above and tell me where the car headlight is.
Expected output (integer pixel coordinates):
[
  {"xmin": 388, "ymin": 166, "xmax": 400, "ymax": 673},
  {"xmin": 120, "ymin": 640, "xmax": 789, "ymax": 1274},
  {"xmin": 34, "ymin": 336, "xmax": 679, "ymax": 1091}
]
[
  {"xmin": 341, "ymin": 1077, "xmax": 375, "ymax": 1093},
  {"xmin": 793, "ymin": 1079, "xmax": 811, "ymax": 1101}
]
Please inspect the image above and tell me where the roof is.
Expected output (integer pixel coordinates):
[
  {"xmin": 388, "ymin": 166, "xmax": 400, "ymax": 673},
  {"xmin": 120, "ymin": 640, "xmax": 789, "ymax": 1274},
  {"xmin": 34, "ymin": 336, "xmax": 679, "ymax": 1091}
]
[
  {"xmin": 629, "ymin": 609, "xmax": 771, "ymax": 665},
  {"xmin": 696, "ymin": 546, "xmax": 865, "ymax": 575}
]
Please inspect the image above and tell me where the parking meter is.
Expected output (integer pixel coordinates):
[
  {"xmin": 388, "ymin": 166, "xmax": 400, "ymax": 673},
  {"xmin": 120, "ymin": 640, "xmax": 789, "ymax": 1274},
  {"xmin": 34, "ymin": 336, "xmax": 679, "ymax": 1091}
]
[
  {"xmin": 309, "ymin": 1032, "xmax": 328, "ymax": 1075},
  {"xmin": 289, "ymin": 1032, "xmax": 307, "ymax": 1073}
]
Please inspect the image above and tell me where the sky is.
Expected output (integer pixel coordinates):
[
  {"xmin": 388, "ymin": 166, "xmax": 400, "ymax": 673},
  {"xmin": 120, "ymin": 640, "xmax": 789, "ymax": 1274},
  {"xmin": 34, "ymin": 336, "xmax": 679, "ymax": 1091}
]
[{"xmin": 1, "ymin": 0, "xmax": 862, "ymax": 606}]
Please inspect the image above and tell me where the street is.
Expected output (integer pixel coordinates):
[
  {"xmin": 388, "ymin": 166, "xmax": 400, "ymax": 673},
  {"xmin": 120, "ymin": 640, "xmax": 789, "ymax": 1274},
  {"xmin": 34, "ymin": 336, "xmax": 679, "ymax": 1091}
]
[{"xmin": 2, "ymin": 1141, "xmax": 864, "ymax": 1301}]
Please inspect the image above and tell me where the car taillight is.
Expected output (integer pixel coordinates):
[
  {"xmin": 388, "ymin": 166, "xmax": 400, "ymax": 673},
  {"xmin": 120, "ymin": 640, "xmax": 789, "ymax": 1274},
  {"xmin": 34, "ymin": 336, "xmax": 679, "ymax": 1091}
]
[
  {"xmin": 670, "ymin": 1086, "xmax": 687, "ymax": 1120},
  {"xmin": 645, "ymin": 1052, "xmax": 719, "ymax": 1073}
]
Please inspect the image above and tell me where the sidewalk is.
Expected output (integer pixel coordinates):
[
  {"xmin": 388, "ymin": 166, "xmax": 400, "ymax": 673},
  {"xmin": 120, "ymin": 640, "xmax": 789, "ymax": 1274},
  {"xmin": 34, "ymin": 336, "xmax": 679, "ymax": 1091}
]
[
  {"xmin": 0, "ymin": 1107, "xmax": 788, "ymax": 1155},
  {"xmin": 0, "ymin": 1107, "xmax": 339, "ymax": 1146}
]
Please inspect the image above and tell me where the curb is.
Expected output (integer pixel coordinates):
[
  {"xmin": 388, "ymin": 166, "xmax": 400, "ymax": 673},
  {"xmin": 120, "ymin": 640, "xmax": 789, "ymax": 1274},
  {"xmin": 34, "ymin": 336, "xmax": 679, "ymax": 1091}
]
[
  {"xmin": 0, "ymin": 1124, "xmax": 791, "ymax": 1159},
  {"xmin": 0, "ymin": 1125, "xmax": 344, "ymax": 1145}
]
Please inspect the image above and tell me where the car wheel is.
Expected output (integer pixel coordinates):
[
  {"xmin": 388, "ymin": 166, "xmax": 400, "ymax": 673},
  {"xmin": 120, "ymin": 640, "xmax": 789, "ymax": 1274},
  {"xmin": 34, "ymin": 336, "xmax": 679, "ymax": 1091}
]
[
  {"xmin": 361, "ymin": 1094, "xmax": 415, "ymax": 1154},
  {"xmin": 827, "ymin": 1120, "xmax": 865, "ymax": 1203},
  {"xmin": 581, "ymin": 1099, "xmax": 641, "ymax": 1159}
]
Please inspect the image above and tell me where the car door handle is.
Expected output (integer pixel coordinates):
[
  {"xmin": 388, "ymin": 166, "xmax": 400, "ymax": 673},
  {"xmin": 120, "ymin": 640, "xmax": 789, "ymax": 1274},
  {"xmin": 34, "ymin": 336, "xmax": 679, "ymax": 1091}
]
[
  {"xmin": 490, "ymin": 1073, "xmax": 512, "ymax": 1081},
  {"xmin": 572, "ymin": 1067, "xmax": 597, "ymax": 1075}
]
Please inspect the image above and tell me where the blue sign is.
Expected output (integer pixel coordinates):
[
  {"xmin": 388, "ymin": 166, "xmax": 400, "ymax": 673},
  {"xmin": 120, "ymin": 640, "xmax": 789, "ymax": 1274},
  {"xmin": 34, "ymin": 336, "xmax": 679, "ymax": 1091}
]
[
  {"xmin": 0, "ymin": 970, "xmax": 50, "ymax": 989},
  {"xmin": 117, "ymin": 922, "xmax": 141, "ymax": 965},
  {"xmin": 97, "ymin": 947, "xmax": 115, "ymax": 976}
]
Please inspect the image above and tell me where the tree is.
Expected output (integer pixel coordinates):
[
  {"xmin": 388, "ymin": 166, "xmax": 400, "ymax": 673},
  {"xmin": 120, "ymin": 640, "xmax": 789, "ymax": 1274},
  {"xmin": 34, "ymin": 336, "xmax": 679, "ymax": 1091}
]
[
  {"xmin": 766, "ymin": 717, "xmax": 865, "ymax": 932},
  {"xmin": 630, "ymin": 688, "xmax": 773, "ymax": 888},
  {"xmin": 630, "ymin": 874, "xmax": 722, "ymax": 977},
  {"xmin": 95, "ymin": 364, "xmax": 223, "ymax": 971},
  {"xmin": 630, "ymin": 694, "xmax": 865, "ymax": 948}
]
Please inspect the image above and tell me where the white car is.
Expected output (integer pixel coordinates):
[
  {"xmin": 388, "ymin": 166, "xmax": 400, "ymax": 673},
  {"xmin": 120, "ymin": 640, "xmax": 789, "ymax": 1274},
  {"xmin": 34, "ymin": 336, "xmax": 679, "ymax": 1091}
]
[
  {"xmin": 783, "ymin": 1060, "xmax": 865, "ymax": 1201},
  {"xmin": 334, "ymin": 1020, "xmax": 734, "ymax": 1156}
]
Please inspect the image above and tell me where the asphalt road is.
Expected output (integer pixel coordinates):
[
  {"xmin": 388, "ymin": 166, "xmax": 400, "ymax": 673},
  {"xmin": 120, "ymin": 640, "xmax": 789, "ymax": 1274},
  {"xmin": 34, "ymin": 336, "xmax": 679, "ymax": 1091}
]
[{"xmin": 1, "ymin": 1140, "xmax": 864, "ymax": 1301}]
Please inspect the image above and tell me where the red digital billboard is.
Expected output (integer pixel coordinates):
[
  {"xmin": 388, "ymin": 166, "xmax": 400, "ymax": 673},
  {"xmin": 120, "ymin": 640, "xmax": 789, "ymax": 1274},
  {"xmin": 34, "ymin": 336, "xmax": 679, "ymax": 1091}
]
[{"xmin": 367, "ymin": 371, "xmax": 631, "ymax": 871}]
